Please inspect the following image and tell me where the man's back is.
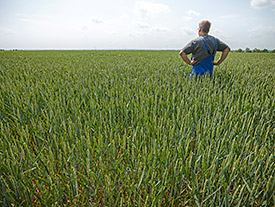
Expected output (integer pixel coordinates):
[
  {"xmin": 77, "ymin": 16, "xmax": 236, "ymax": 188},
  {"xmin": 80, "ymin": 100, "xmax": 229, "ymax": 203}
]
[{"xmin": 182, "ymin": 34, "xmax": 228, "ymax": 65}]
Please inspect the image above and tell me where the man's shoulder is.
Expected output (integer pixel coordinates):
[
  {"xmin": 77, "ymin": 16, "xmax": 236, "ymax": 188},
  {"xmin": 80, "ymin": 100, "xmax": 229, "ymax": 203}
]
[
  {"xmin": 189, "ymin": 37, "xmax": 203, "ymax": 45},
  {"xmin": 207, "ymin": 35, "xmax": 229, "ymax": 50},
  {"xmin": 192, "ymin": 36, "xmax": 202, "ymax": 42},
  {"xmin": 202, "ymin": 34, "xmax": 216, "ymax": 41}
]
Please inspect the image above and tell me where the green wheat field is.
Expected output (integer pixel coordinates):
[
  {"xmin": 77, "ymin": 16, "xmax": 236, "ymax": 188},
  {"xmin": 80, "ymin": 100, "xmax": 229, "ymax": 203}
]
[{"xmin": 0, "ymin": 50, "xmax": 274, "ymax": 206}]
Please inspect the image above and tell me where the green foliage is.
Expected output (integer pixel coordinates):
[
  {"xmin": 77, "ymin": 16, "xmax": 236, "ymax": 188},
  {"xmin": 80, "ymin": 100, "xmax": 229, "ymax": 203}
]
[
  {"xmin": 0, "ymin": 51, "xmax": 274, "ymax": 206},
  {"xmin": 245, "ymin": 48, "xmax": 252, "ymax": 53},
  {"xmin": 237, "ymin": 48, "xmax": 272, "ymax": 53},
  {"xmin": 252, "ymin": 48, "xmax": 261, "ymax": 53},
  {"xmin": 236, "ymin": 48, "xmax": 243, "ymax": 53}
]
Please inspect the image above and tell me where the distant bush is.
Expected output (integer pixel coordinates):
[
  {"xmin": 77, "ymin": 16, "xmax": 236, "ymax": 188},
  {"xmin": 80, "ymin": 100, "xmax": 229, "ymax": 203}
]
[
  {"xmin": 245, "ymin": 47, "xmax": 252, "ymax": 53},
  {"xmin": 236, "ymin": 48, "xmax": 243, "ymax": 52}
]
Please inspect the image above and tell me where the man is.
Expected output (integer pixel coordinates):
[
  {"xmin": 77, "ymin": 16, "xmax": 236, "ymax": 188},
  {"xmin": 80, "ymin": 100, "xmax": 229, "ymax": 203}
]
[{"xmin": 179, "ymin": 20, "xmax": 230, "ymax": 77}]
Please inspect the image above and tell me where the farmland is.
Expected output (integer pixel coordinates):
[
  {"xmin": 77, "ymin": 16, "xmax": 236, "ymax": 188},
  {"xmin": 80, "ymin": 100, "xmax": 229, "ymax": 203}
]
[{"xmin": 0, "ymin": 50, "xmax": 274, "ymax": 206}]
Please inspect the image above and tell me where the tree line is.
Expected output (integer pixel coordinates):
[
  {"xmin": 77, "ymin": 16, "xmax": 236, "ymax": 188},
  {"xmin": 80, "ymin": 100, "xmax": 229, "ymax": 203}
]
[{"xmin": 234, "ymin": 48, "xmax": 275, "ymax": 53}]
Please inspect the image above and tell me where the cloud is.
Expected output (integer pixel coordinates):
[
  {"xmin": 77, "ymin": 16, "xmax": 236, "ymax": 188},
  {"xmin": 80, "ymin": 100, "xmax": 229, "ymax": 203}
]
[
  {"xmin": 212, "ymin": 28, "xmax": 232, "ymax": 39},
  {"xmin": 17, "ymin": 18, "xmax": 39, "ymax": 23},
  {"xmin": 90, "ymin": 16, "xmax": 104, "ymax": 24},
  {"xmin": 219, "ymin": 14, "xmax": 241, "ymax": 19},
  {"xmin": 17, "ymin": 17, "xmax": 49, "ymax": 24},
  {"xmin": 181, "ymin": 27, "xmax": 196, "ymax": 36},
  {"xmin": 152, "ymin": 26, "xmax": 169, "ymax": 32},
  {"xmin": 129, "ymin": 31, "xmax": 149, "ymax": 38},
  {"xmin": 134, "ymin": 1, "xmax": 170, "ymax": 19},
  {"xmin": 135, "ymin": 21, "xmax": 169, "ymax": 33},
  {"xmin": 248, "ymin": 25, "xmax": 275, "ymax": 37},
  {"xmin": 16, "ymin": 14, "xmax": 52, "ymax": 24},
  {"xmin": 136, "ymin": 21, "xmax": 151, "ymax": 29},
  {"xmin": 186, "ymin": 10, "xmax": 200, "ymax": 16},
  {"xmin": 250, "ymin": 0, "xmax": 275, "ymax": 9},
  {"xmin": 80, "ymin": 24, "xmax": 88, "ymax": 31},
  {"xmin": 183, "ymin": 10, "xmax": 200, "ymax": 21},
  {"xmin": 120, "ymin": 13, "xmax": 130, "ymax": 20},
  {"xmin": 0, "ymin": 27, "xmax": 14, "ymax": 35}
]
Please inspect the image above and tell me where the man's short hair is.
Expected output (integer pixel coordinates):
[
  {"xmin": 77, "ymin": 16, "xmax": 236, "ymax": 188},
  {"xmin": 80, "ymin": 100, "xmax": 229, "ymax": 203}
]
[{"xmin": 199, "ymin": 20, "xmax": 211, "ymax": 33}]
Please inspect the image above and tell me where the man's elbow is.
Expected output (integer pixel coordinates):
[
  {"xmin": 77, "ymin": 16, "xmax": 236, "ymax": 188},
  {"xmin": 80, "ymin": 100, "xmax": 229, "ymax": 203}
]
[
  {"xmin": 221, "ymin": 47, "xmax": 230, "ymax": 55},
  {"xmin": 179, "ymin": 50, "xmax": 185, "ymax": 56}
]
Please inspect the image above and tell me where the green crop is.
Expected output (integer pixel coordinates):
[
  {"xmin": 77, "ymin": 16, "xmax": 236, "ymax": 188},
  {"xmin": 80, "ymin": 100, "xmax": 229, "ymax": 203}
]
[{"xmin": 0, "ymin": 50, "xmax": 274, "ymax": 206}]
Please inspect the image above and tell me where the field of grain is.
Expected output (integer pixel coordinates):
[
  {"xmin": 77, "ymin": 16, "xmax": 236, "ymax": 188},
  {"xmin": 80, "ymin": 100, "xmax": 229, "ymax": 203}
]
[{"xmin": 0, "ymin": 50, "xmax": 274, "ymax": 206}]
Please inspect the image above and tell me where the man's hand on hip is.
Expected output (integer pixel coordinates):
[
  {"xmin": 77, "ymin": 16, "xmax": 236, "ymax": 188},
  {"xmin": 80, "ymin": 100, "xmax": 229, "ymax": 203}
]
[{"xmin": 191, "ymin": 59, "xmax": 197, "ymax": 65}]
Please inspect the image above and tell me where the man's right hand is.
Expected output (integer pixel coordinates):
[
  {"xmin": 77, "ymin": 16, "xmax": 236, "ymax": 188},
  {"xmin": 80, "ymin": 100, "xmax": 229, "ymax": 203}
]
[
  {"xmin": 191, "ymin": 59, "xmax": 197, "ymax": 65},
  {"xmin": 179, "ymin": 50, "xmax": 198, "ymax": 66}
]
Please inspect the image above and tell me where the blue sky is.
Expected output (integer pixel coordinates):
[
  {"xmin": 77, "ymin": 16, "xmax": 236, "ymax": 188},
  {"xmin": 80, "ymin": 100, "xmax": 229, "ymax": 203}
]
[{"xmin": 0, "ymin": 0, "xmax": 275, "ymax": 50}]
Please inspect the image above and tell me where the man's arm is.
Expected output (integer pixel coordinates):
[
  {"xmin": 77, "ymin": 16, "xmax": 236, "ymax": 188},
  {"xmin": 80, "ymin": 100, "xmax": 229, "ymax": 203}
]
[
  {"xmin": 179, "ymin": 50, "xmax": 197, "ymax": 65},
  {"xmin": 213, "ymin": 47, "xmax": 230, "ymax": 66}
]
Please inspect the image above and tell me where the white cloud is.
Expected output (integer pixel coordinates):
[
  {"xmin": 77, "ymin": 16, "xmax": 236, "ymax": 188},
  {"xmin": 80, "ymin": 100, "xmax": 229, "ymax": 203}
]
[
  {"xmin": 129, "ymin": 31, "xmax": 150, "ymax": 38},
  {"xmin": 250, "ymin": 0, "xmax": 275, "ymax": 9},
  {"xmin": 183, "ymin": 10, "xmax": 200, "ymax": 21},
  {"xmin": 187, "ymin": 10, "xmax": 200, "ymax": 16},
  {"xmin": 135, "ymin": 21, "xmax": 169, "ymax": 33},
  {"xmin": 181, "ymin": 27, "xmax": 196, "ymax": 36},
  {"xmin": 0, "ymin": 27, "xmax": 14, "ymax": 35},
  {"xmin": 219, "ymin": 14, "xmax": 241, "ymax": 19},
  {"xmin": 136, "ymin": 21, "xmax": 151, "ymax": 29},
  {"xmin": 212, "ymin": 28, "xmax": 232, "ymax": 39},
  {"xmin": 183, "ymin": 16, "xmax": 192, "ymax": 21},
  {"xmin": 134, "ymin": 1, "xmax": 170, "ymax": 19},
  {"xmin": 17, "ymin": 18, "xmax": 39, "ymax": 23},
  {"xmin": 90, "ymin": 16, "xmax": 104, "ymax": 24},
  {"xmin": 248, "ymin": 25, "xmax": 275, "ymax": 37},
  {"xmin": 152, "ymin": 26, "xmax": 169, "ymax": 32},
  {"xmin": 120, "ymin": 13, "xmax": 130, "ymax": 20},
  {"xmin": 80, "ymin": 24, "xmax": 88, "ymax": 31},
  {"xmin": 17, "ymin": 17, "xmax": 49, "ymax": 24}
]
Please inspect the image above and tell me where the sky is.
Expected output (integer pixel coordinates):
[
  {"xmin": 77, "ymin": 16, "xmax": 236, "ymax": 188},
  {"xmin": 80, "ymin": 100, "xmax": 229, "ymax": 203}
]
[{"xmin": 0, "ymin": 0, "xmax": 275, "ymax": 50}]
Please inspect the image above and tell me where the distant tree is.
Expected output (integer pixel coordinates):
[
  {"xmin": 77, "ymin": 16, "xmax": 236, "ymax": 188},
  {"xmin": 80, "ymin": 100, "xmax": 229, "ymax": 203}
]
[
  {"xmin": 236, "ymin": 48, "xmax": 243, "ymax": 53},
  {"xmin": 262, "ymin": 49, "xmax": 269, "ymax": 53},
  {"xmin": 271, "ymin": 49, "xmax": 275, "ymax": 53},
  {"xmin": 253, "ymin": 48, "xmax": 261, "ymax": 53},
  {"xmin": 245, "ymin": 47, "xmax": 252, "ymax": 53}
]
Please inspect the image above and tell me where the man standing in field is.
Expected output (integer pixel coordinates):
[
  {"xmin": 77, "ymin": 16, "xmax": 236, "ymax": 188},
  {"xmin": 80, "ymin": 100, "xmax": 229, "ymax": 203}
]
[{"xmin": 179, "ymin": 20, "xmax": 230, "ymax": 77}]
